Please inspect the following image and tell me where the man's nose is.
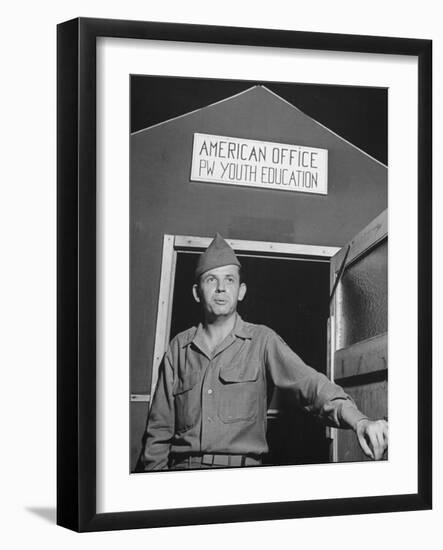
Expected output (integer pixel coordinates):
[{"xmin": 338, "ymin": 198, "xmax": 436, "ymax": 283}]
[{"xmin": 216, "ymin": 279, "xmax": 226, "ymax": 291}]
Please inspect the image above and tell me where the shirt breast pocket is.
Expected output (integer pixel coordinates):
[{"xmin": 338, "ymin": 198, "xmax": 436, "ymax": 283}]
[
  {"xmin": 218, "ymin": 361, "xmax": 261, "ymax": 423},
  {"xmin": 173, "ymin": 374, "xmax": 199, "ymax": 433}
]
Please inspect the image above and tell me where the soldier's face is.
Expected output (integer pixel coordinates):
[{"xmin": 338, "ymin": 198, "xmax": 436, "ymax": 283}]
[{"xmin": 193, "ymin": 265, "xmax": 246, "ymax": 320}]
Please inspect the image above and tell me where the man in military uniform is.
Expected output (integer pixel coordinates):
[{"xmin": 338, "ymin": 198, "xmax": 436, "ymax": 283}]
[{"xmin": 142, "ymin": 234, "xmax": 388, "ymax": 470}]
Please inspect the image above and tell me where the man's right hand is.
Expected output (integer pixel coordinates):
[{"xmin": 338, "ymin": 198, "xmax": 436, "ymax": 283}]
[{"xmin": 355, "ymin": 418, "xmax": 388, "ymax": 460}]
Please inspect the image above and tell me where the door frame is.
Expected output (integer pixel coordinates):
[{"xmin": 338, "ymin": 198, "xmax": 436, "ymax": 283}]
[{"xmin": 147, "ymin": 234, "xmax": 340, "ymax": 401}]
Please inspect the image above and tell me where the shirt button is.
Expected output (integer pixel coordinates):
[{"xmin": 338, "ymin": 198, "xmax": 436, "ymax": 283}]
[
  {"xmin": 207, "ymin": 417, "xmax": 212, "ymax": 422},
  {"xmin": 207, "ymin": 389, "xmax": 213, "ymax": 395}
]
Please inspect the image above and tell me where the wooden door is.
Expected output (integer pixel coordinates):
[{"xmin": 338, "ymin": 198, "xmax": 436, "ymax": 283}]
[{"xmin": 329, "ymin": 210, "xmax": 388, "ymax": 462}]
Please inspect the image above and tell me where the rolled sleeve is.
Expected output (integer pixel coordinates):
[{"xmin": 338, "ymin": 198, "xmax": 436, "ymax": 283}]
[{"xmin": 265, "ymin": 329, "xmax": 366, "ymax": 429}]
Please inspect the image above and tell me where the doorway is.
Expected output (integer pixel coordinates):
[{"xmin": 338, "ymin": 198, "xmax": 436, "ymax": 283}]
[{"xmin": 169, "ymin": 248, "xmax": 332, "ymax": 466}]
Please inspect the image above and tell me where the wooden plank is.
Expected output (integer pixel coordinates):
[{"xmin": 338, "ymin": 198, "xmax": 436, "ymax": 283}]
[
  {"xmin": 130, "ymin": 394, "xmax": 150, "ymax": 403},
  {"xmin": 331, "ymin": 209, "xmax": 387, "ymax": 273},
  {"xmin": 149, "ymin": 234, "xmax": 176, "ymax": 401},
  {"xmin": 326, "ymin": 316, "xmax": 337, "ymax": 453},
  {"xmin": 328, "ymin": 312, "xmax": 338, "ymax": 460},
  {"xmin": 326, "ymin": 317, "xmax": 332, "ymax": 379},
  {"xmin": 328, "ymin": 245, "xmax": 350, "ymax": 307},
  {"xmin": 174, "ymin": 235, "xmax": 340, "ymax": 258},
  {"xmin": 334, "ymin": 333, "xmax": 388, "ymax": 380}
]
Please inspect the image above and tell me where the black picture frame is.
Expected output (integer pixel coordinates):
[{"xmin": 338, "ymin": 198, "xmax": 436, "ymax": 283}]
[{"xmin": 57, "ymin": 17, "xmax": 432, "ymax": 532}]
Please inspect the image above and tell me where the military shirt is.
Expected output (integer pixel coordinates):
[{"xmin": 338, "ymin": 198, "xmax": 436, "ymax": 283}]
[{"xmin": 143, "ymin": 315, "xmax": 367, "ymax": 470}]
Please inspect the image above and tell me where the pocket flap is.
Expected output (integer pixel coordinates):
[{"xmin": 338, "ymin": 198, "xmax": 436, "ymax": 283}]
[{"xmin": 220, "ymin": 361, "xmax": 260, "ymax": 383}]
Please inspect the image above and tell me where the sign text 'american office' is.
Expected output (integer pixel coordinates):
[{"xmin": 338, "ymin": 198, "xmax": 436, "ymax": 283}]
[{"xmin": 191, "ymin": 133, "xmax": 328, "ymax": 195}]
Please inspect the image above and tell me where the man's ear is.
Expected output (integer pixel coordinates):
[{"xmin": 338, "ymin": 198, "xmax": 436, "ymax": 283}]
[
  {"xmin": 192, "ymin": 284, "xmax": 200, "ymax": 303},
  {"xmin": 238, "ymin": 282, "xmax": 247, "ymax": 302}
]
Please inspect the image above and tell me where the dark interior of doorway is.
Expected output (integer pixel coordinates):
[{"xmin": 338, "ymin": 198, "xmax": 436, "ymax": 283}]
[{"xmin": 170, "ymin": 252, "xmax": 331, "ymax": 466}]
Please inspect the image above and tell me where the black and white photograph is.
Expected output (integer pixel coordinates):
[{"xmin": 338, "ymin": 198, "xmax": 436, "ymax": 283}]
[{"xmin": 130, "ymin": 76, "xmax": 389, "ymax": 473}]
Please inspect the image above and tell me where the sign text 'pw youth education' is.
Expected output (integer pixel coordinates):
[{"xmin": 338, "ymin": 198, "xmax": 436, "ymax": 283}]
[{"xmin": 190, "ymin": 133, "xmax": 328, "ymax": 195}]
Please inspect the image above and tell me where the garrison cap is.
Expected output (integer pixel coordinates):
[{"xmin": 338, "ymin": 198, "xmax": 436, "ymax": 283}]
[{"xmin": 195, "ymin": 233, "xmax": 241, "ymax": 279}]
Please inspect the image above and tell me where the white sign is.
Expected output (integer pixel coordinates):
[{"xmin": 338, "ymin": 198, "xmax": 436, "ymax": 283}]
[{"xmin": 190, "ymin": 133, "xmax": 328, "ymax": 195}]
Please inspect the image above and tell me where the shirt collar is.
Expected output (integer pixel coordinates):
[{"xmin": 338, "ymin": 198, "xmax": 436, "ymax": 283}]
[
  {"xmin": 232, "ymin": 314, "xmax": 254, "ymax": 339},
  {"xmin": 181, "ymin": 313, "xmax": 253, "ymax": 348}
]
